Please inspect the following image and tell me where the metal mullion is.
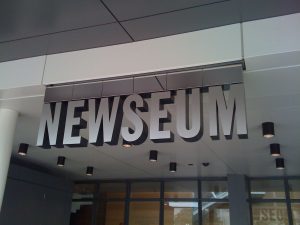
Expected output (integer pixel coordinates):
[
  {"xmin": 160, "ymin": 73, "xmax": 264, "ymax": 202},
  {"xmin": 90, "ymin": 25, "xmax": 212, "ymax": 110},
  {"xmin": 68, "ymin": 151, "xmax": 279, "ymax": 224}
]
[
  {"xmin": 164, "ymin": 198, "xmax": 199, "ymax": 202},
  {"xmin": 124, "ymin": 181, "xmax": 130, "ymax": 225},
  {"xmin": 250, "ymin": 199, "xmax": 287, "ymax": 203},
  {"xmin": 160, "ymin": 181, "xmax": 164, "ymax": 225},
  {"xmin": 74, "ymin": 176, "xmax": 229, "ymax": 184},
  {"xmin": 92, "ymin": 183, "xmax": 100, "ymax": 225},
  {"xmin": 98, "ymin": 197, "xmax": 126, "ymax": 201},
  {"xmin": 200, "ymin": 177, "xmax": 227, "ymax": 182},
  {"xmin": 291, "ymin": 199, "xmax": 300, "ymax": 203},
  {"xmin": 198, "ymin": 179, "xmax": 202, "ymax": 225},
  {"xmin": 72, "ymin": 198, "xmax": 95, "ymax": 202},
  {"xmin": 200, "ymin": 198, "xmax": 229, "ymax": 202},
  {"xmin": 286, "ymin": 176, "xmax": 300, "ymax": 180},
  {"xmin": 129, "ymin": 198, "xmax": 161, "ymax": 202},
  {"xmin": 163, "ymin": 177, "xmax": 199, "ymax": 182},
  {"xmin": 247, "ymin": 177, "xmax": 254, "ymax": 225},
  {"xmin": 249, "ymin": 177, "xmax": 285, "ymax": 181},
  {"xmin": 284, "ymin": 177, "xmax": 294, "ymax": 225}
]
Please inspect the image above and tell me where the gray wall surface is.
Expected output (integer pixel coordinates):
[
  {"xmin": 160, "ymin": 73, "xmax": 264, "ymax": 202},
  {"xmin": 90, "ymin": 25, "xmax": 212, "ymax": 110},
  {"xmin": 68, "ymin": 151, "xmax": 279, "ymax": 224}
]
[{"xmin": 0, "ymin": 163, "xmax": 73, "ymax": 225}]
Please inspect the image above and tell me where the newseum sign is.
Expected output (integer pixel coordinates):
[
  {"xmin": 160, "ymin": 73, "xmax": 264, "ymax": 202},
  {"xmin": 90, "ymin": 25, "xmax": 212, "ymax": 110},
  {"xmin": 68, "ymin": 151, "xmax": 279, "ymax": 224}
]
[{"xmin": 37, "ymin": 64, "xmax": 247, "ymax": 148}]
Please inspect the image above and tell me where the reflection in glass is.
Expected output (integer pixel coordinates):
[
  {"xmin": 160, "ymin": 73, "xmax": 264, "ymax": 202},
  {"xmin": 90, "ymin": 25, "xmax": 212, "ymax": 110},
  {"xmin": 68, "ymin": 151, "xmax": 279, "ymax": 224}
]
[
  {"xmin": 96, "ymin": 201, "xmax": 125, "ymax": 225},
  {"xmin": 289, "ymin": 179, "xmax": 300, "ymax": 199},
  {"xmin": 165, "ymin": 181, "xmax": 198, "ymax": 198},
  {"xmin": 73, "ymin": 184, "xmax": 96, "ymax": 199},
  {"xmin": 131, "ymin": 182, "xmax": 160, "ymax": 198},
  {"xmin": 70, "ymin": 201, "xmax": 93, "ymax": 225},
  {"xmin": 99, "ymin": 183, "xmax": 126, "ymax": 199},
  {"xmin": 292, "ymin": 203, "xmax": 300, "ymax": 225},
  {"xmin": 129, "ymin": 202, "xmax": 160, "ymax": 225},
  {"xmin": 202, "ymin": 202, "xmax": 230, "ymax": 225},
  {"xmin": 251, "ymin": 180, "xmax": 285, "ymax": 199},
  {"xmin": 252, "ymin": 202, "xmax": 288, "ymax": 225},
  {"xmin": 164, "ymin": 201, "xmax": 199, "ymax": 225},
  {"xmin": 201, "ymin": 181, "xmax": 228, "ymax": 199}
]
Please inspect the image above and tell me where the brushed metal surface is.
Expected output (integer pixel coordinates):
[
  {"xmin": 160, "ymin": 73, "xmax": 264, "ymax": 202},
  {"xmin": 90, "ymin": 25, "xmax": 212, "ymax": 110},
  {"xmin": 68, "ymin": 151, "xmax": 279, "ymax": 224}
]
[
  {"xmin": 167, "ymin": 69, "xmax": 204, "ymax": 90},
  {"xmin": 134, "ymin": 75, "xmax": 167, "ymax": 93},
  {"xmin": 203, "ymin": 65, "xmax": 243, "ymax": 87},
  {"xmin": 102, "ymin": 78, "xmax": 134, "ymax": 97},
  {"xmin": 44, "ymin": 86, "xmax": 73, "ymax": 103},
  {"xmin": 72, "ymin": 82, "xmax": 102, "ymax": 100}
]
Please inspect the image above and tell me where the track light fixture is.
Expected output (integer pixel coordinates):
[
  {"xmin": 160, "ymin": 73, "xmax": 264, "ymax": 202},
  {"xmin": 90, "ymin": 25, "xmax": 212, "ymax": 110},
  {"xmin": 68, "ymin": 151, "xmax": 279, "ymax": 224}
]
[
  {"xmin": 169, "ymin": 162, "xmax": 177, "ymax": 172},
  {"xmin": 270, "ymin": 143, "xmax": 281, "ymax": 157},
  {"xmin": 18, "ymin": 143, "xmax": 29, "ymax": 156},
  {"xmin": 86, "ymin": 166, "xmax": 94, "ymax": 176},
  {"xmin": 57, "ymin": 156, "xmax": 66, "ymax": 167},
  {"xmin": 276, "ymin": 158, "xmax": 285, "ymax": 170},
  {"xmin": 262, "ymin": 122, "xmax": 275, "ymax": 138},
  {"xmin": 149, "ymin": 150, "xmax": 158, "ymax": 162}
]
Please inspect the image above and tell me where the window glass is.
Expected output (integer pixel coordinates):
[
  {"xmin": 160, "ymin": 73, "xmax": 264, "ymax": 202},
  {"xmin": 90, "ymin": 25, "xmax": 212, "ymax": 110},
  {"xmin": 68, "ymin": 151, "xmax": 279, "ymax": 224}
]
[
  {"xmin": 292, "ymin": 203, "xmax": 300, "ymax": 225},
  {"xmin": 201, "ymin": 181, "xmax": 228, "ymax": 199},
  {"xmin": 130, "ymin": 182, "xmax": 160, "ymax": 198},
  {"xmin": 73, "ymin": 183, "xmax": 96, "ymax": 199},
  {"xmin": 289, "ymin": 179, "xmax": 300, "ymax": 199},
  {"xmin": 70, "ymin": 201, "xmax": 93, "ymax": 225},
  {"xmin": 129, "ymin": 202, "xmax": 160, "ymax": 225},
  {"xmin": 251, "ymin": 180, "xmax": 285, "ymax": 199},
  {"xmin": 165, "ymin": 181, "xmax": 198, "ymax": 199},
  {"xmin": 99, "ymin": 183, "xmax": 126, "ymax": 199},
  {"xmin": 96, "ymin": 201, "xmax": 125, "ymax": 225},
  {"xmin": 164, "ymin": 201, "xmax": 198, "ymax": 225},
  {"xmin": 252, "ymin": 202, "xmax": 289, "ymax": 225},
  {"xmin": 202, "ymin": 202, "xmax": 230, "ymax": 225}
]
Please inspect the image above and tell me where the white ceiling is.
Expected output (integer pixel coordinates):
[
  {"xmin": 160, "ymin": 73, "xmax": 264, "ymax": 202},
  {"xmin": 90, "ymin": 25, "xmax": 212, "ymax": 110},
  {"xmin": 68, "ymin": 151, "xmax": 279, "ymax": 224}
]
[{"xmin": 1, "ymin": 63, "xmax": 299, "ymax": 180}]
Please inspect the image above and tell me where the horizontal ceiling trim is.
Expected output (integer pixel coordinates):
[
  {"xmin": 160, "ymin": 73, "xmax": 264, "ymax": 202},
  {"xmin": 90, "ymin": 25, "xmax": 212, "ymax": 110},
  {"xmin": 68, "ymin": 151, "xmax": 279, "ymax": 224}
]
[{"xmin": 44, "ymin": 62, "xmax": 243, "ymax": 102}]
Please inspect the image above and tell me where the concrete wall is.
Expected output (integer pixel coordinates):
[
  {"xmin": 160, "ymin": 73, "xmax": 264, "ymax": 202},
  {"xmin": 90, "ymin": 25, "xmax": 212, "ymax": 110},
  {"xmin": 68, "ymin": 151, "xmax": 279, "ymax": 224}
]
[{"xmin": 0, "ymin": 164, "xmax": 73, "ymax": 225}]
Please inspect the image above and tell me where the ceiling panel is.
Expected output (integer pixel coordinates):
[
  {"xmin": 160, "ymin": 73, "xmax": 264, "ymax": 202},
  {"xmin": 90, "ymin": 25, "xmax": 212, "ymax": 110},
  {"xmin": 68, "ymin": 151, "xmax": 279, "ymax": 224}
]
[
  {"xmin": 1, "ymin": 0, "xmax": 300, "ymax": 62},
  {"xmin": 0, "ymin": 0, "xmax": 115, "ymax": 42},
  {"xmin": 0, "ymin": 36, "xmax": 49, "ymax": 62},
  {"xmin": 121, "ymin": 0, "xmax": 240, "ymax": 41},
  {"xmin": 241, "ymin": 0, "xmax": 300, "ymax": 22},
  {"xmin": 47, "ymin": 23, "xmax": 132, "ymax": 54},
  {"xmin": 102, "ymin": 0, "xmax": 225, "ymax": 21}
]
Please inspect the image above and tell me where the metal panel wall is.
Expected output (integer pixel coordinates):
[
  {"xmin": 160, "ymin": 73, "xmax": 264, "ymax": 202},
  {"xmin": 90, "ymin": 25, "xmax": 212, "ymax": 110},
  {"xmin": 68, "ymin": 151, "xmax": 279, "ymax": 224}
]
[{"xmin": 0, "ymin": 164, "xmax": 73, "ymax": 225}]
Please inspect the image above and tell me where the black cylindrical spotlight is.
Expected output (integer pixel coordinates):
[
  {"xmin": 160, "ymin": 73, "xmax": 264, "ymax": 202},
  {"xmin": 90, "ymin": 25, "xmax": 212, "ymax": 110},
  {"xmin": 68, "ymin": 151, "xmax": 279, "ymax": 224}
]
[
  {"xmin": 276, "ymin": 158, "xmax": 285, "ymax": 170},
  {"xmin": 169, "ymin": 162, "xmax": 177, "ymax": 172},
  {"xmin": 122, "ymin": 140, "xmax": 132, "ymax": 148},
  {"xmin": 86, "ymin": 166, "xmax": 94, "ymax": 176},
  {"xmin": 18, "ymin": 143, "xmax": 29, "ymax": 156},
  {"xmin": 149, "ymin": 150, "xmax": 158, "ymax": 162},
  {"xmin": 262, "ymin": 122, "xmax": 275, "ymax": 138},
  {"xmin": 57, "ymin": 156, "xmax": 66, "ymax": 167},
  {"xmin": 270, "ymin": 143, "xmax": 281, "ymax": 157}
]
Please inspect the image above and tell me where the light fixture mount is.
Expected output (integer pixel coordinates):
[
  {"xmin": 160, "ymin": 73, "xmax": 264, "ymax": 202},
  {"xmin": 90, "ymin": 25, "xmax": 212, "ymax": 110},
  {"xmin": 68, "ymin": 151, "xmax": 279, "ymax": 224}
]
[
  {"xmin": 276, "ymin": 158, "xmax": 285, "ymax": 170},
  {"xmin": 270, "ymin": 143, "xmax": 281, "ymax": 157},
  {"xmin": 169, "ymin": 162, "xmax": 177, "ymax": 172},
  {"xmin": 18, "ymin": 143, "xmax": 29, "ymax": 156},
  {"xmin": 262, "ymin": 122, "xmax": 275, "ymax": 138},
  {"xmin": 122, "ymin": 140, "xmax": 133, "ymax": 148},
  {"xmin": 86, "ymin": 166, "xmax": 94, "ymax": 176},
  {"xmin": 149, "ymin": 150, "xmax": 158, "ymax": 162},
  {"xmin": 57, "ymin": 156, "xmax": 66, "ymax": 167}
]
